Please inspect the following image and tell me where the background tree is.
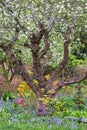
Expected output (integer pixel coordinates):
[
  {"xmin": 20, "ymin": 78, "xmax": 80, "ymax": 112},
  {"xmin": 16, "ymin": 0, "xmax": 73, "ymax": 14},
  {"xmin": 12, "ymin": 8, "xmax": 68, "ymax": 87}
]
[
  {"xmin": 0, "ymin": 0, "xmax": 87, "ymax": 116},
  {"xmin": 71, "ymin": 25, "xmax": 87, "ymax": 59}
]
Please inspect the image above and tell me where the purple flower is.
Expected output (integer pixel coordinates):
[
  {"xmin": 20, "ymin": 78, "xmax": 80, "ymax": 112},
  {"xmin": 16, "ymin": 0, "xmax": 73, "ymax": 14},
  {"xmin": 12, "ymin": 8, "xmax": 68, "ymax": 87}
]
[
  {"xmin": 72, "ymin": 123, "xmax": 77, "ymax": 129},
  {"xmin": 0, "ymin": 101, "xmax": 3, "ymax": 107},
  {"xmin": 54, "ymin": 117, "xmax": 62, "ymax": 125}
]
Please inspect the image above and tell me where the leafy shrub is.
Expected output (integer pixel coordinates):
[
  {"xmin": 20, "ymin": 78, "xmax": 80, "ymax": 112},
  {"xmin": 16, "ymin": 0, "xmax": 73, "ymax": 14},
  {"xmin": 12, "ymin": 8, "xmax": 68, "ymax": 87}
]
[{"xmin": 49, "ymin": 98, "xmax": 68, "ymax": 116}]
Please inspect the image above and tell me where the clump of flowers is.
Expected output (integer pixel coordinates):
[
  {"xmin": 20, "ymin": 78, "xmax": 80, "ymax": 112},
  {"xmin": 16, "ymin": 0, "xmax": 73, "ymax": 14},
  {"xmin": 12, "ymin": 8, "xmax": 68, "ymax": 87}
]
[
  {"xmin": 17, "ymin": 80, "xmax": 37, "ymax": 109},
  {"xmin": 17, "ymin": 81, "xmax": 30, "ymax": 96},
  {"xmin": 38, "ymin": 96, "xmax": 51, "ymax": 105}
]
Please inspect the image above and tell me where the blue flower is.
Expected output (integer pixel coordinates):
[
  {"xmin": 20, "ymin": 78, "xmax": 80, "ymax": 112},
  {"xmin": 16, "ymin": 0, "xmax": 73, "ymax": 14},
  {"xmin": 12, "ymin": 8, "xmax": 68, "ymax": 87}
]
[{"xmin": 54, "ymin": 117, "xmax": 62, "ymax": 125}]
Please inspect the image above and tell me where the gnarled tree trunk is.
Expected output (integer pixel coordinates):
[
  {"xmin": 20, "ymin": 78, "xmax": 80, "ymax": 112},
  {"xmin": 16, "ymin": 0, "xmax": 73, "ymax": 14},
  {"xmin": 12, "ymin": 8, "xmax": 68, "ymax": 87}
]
[{"xmin": 36, "ymin": 97, "xmax": 49, "ymax": 116}]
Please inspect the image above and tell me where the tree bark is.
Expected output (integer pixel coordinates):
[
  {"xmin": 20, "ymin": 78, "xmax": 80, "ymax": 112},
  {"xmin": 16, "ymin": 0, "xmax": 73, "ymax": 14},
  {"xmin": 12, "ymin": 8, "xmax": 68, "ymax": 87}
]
[{"xmin": 36, "ymin": 98, "xmax": 49, "ymax": 116}]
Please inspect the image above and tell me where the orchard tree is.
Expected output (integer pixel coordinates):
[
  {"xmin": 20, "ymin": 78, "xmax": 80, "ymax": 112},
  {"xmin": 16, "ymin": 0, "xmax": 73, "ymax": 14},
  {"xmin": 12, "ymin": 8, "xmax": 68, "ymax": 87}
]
[{"xmin": 0, "ymin": 0, "xmax": 87, "ymax": 116}]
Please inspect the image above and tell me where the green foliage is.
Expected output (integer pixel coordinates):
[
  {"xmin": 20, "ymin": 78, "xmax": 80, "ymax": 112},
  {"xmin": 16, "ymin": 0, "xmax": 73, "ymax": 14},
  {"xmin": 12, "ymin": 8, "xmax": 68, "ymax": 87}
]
[
  {"xmin": 69, "ymin": 110, "xmax": 87, "ymax": 118},
  {"xmin": 80, "ymin": 80, "xmax": 87, "ymax": 87},
  {"xmin": 0, "ymin": 49, "xmax": 12, "ymax": 67},
  {"xmin": 71, "ymin": 24, "xmax": 87, "ymax": 60},
  {"xmin": 49, "ymin": 98, "xmax": 67, "ymax": 115},
  {"xmin": 3, "ymin": 92, "xmax": 15, "ymax": 101},
  {"xmin": 48, "ymin": 83, "xmax": 87, "ymax": 117},
  {"xmin": 24, "ymin": 89, "xmax": 37, "ymax": 109}
]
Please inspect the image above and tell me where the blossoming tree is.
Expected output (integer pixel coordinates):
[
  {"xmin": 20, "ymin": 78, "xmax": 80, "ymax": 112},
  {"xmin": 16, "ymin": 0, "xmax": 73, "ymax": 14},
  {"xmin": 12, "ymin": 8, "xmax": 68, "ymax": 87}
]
[{"xmin": 0, "ymin": 0, "xmax": 87, "ymax": 116}]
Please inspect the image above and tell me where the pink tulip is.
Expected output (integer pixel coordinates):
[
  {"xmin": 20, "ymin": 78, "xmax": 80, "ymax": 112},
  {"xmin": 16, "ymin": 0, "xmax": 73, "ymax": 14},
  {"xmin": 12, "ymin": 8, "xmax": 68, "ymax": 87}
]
[{"xmin": 17, "ymin": 98, "xmax": 24, "ymax": 105}]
